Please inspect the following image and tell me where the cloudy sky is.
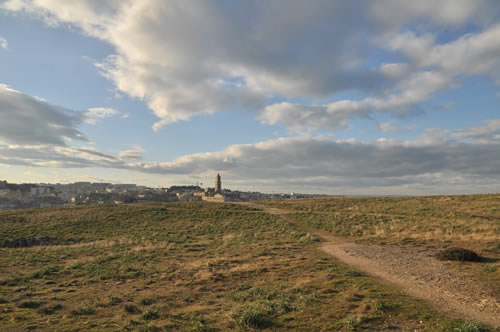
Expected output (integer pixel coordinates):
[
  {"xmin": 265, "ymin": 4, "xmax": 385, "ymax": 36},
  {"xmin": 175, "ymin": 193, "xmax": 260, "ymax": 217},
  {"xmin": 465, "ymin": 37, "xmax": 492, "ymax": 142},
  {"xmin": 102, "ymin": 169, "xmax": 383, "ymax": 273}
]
[{"xmin": 0, "ymin": 0, "xmax": 499, "ymax": 194}]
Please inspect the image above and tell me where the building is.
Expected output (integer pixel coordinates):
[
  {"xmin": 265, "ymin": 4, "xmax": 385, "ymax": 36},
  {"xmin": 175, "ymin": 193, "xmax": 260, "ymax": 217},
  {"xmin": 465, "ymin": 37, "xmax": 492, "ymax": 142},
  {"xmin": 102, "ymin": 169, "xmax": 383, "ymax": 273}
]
[{"xmin": 30, "ymin": 186, "xmax": 53, "ymax": 196}]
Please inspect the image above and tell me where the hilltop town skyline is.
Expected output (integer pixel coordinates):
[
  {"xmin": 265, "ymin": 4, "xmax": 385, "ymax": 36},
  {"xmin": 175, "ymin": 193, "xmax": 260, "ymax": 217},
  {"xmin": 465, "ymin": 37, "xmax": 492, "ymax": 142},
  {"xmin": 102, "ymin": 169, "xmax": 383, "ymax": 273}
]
[{"xmin": 0, "ymin": 173, "xmax": 329, "ymax": 210}]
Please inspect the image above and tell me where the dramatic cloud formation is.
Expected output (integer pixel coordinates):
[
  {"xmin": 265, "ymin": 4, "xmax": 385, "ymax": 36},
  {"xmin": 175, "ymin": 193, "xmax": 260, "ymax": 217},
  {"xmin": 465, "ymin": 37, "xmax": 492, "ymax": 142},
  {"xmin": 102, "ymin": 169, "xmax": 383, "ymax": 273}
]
[
  {"xmin": 0, "ymin": 83, "xmax": 85, "ymax": 145},
  {"xmin": 1, "ymin": 1, "xmax": 499, "ymax": 193},
  {"xmin": 261, "ymin": 20, "xmax": 500, "ymax": 130},
  {"xmin": 0, "ymin": 81, "xmax": 498, "ymax": 193},
  {"xmin": 4, "ymin": 0, "xmax": 500, "ymax": 131},
  {"xmin": 2, "ymin": 127, "xmax": 498, "ymax": 193},
  {"xmin": 0, "ymin": 84, "xmax": 127, "ymax": 170},
  {"xmin": 128, "ymin": 134, "xmax": 500, "ymax": 193}
]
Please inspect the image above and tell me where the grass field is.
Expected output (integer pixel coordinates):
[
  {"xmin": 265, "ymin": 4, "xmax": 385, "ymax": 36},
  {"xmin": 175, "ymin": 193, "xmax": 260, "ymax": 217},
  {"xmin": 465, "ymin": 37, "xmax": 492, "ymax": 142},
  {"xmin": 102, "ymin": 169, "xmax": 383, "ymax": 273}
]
[
  {"xmin": 0, "ymin": 199, "xmax": 498, "ymax": 331},
  {"xmin": 259, "ymin": 194, "xmax": 500, "ymax": 301},
  {"xmin": 259, "ymin": 194, "xmax": 500, "ymax": 245}
]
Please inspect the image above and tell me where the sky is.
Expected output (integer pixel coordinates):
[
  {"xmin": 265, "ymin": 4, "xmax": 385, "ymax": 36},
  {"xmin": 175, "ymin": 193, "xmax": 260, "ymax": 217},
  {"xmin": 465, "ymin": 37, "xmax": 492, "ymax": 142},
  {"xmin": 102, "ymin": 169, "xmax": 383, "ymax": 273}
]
[{"xmin": 0, "ymin": 0, "xmax": 499, "ymax": 195}]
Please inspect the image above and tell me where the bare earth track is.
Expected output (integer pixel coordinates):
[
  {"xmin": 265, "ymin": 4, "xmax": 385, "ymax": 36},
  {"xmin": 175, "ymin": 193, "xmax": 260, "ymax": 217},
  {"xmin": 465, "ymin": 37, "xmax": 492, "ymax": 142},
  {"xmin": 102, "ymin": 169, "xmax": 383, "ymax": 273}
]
[{"xmin": 240, "ymin": 202, "xmax": 500, "ymax": 327}]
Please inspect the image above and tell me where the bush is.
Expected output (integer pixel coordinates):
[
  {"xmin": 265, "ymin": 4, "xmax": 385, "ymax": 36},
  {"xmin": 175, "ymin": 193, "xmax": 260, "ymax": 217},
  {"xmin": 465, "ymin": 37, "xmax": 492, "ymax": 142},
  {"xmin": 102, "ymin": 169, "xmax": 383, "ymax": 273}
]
[
  {"xmin": 17, "ymin": 301, "xmax": 42, "ymax": 309},
  {"xmin": 231, "ymin": 304, "xmax": 273, "ymax": 329},
  {"xmin": 483, "ymin": 265, "xmax": 496, "ymax": 273},
  {"xmin": 445, "ymin": 320, "xmax": 490, "ymax": 332},
  {"xmin": 344, "ymin": 269, "xmax": 363, "ymax": 277},
  {"xmin": 140, "ymin": 297, "xmax": 154, "ymax": 306},
  {"xmin": 108, "ymin": 296, "xmax": 123, "ymax": 305},
  {"xmin": 436, "ymin": 248, "xmax": 482, "ymax": 262},
  {"xmin": 344, "ymin": 315, "xmax": 358, "ymax": 329},
  {"xmin": 142, "ymin": 308, "xmax": 160, "ymax": 321},
  {"xmin": 31, "ymin": 265, "xmax": 61, "ymax": 279},
  {"xmin": 138, "ymin": 325, "xmax": 161, "ymax": 332},
  {"xmin": 37, "ymin": 304, "xmax": 63, "ymax": 315},
  {"xmin": 125, "ymin": 304, "xmax": 141, "ymax": 314}
]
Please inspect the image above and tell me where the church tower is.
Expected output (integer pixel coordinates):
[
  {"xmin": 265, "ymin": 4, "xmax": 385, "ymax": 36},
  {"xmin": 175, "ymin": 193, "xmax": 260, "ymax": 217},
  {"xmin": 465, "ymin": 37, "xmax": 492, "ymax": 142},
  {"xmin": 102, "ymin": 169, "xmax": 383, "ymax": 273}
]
[{"xmin": 215, "ymin": 173, "xmax": 221, "ymax": 193}]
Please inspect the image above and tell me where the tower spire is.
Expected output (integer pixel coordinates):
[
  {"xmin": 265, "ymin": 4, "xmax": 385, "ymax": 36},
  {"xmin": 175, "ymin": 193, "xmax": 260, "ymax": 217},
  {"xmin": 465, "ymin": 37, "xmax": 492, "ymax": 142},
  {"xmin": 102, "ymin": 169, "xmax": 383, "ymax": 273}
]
[{"xmin": 215, "ymin": 173, "xmax": 221, "ymax": 193}]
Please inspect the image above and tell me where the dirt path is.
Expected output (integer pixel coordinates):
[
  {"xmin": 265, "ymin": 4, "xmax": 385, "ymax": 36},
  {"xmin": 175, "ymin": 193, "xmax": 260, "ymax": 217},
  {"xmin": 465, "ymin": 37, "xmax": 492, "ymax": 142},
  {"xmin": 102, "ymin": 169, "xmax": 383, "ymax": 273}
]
[{"xmin": 239, "ymin": 202, "xmax": 500, "ymax": 327}]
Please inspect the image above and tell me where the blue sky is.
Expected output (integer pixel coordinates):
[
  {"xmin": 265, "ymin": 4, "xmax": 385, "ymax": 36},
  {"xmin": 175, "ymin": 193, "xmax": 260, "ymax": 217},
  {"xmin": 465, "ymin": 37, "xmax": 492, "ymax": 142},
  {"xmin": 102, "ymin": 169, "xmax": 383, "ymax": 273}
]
[{"xmin": 0, "ymin": 1, "xmax": 499, "ymax": 194}]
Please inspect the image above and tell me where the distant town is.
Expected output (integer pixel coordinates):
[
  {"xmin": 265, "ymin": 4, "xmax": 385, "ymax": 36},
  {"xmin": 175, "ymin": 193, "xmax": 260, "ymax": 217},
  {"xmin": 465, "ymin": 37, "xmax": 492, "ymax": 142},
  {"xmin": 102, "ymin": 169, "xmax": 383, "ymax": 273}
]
[{"xmin": 0, "ymin": 174, "xmax": 327, "ymax": 211}]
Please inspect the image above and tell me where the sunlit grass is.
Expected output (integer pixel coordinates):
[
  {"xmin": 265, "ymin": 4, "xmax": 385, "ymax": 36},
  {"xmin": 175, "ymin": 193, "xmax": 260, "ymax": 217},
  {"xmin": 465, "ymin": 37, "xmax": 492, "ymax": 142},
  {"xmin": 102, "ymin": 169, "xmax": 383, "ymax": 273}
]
[{"xmin": 0, "ymin": 200, "xmax": 496, "ymax": 331}]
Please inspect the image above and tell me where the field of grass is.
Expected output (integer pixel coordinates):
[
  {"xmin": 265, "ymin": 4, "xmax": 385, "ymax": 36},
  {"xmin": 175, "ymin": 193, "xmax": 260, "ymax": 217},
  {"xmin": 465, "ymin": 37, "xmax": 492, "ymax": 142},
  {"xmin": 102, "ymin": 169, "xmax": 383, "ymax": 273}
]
[
  {"xmin": 0, "ymin": 200, "xmax": 497, "ymax": 331},
  {"xmin": 260, "ymin": 194, "xmax": 500, "ymax": 300},
  {"xmin": 259, "ymin": 194, "xmax": 500, "ymax": 244}
]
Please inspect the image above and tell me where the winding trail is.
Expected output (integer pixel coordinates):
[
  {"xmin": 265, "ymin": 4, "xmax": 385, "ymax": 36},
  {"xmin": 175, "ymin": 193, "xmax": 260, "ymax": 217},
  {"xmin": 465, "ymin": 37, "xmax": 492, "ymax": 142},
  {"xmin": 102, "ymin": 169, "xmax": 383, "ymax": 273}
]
[{"xmin": 239, "ymin": 202, "xmax": 500, "ymax": 327}]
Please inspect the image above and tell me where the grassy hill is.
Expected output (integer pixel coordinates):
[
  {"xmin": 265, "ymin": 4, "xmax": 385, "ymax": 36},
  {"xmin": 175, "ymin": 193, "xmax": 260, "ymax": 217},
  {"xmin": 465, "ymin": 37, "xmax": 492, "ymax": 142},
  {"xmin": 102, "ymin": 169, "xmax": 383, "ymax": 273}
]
[
  {"xmin": 0, "ymin": 199, "xmax": 498, "ymax": 331},
  {"xmin": 259, "ymin": 194, "xmax": 500, "ymax": 244}
]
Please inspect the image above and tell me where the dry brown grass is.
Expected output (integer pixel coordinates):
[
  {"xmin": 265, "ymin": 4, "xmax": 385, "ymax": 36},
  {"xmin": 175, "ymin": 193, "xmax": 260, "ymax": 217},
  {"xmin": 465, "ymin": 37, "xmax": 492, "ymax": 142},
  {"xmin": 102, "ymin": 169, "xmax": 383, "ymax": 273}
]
[{"xmin": 0, "ymin": 201, "xmax": 497, "ymax": 331}]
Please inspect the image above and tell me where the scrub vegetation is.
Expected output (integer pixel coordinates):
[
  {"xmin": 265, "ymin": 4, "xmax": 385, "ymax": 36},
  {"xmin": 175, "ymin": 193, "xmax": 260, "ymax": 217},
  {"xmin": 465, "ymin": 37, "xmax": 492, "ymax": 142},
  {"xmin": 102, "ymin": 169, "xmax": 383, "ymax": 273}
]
[{"xmin": 0, "ymin": 199, "xmax": 498, "ymax": 331}]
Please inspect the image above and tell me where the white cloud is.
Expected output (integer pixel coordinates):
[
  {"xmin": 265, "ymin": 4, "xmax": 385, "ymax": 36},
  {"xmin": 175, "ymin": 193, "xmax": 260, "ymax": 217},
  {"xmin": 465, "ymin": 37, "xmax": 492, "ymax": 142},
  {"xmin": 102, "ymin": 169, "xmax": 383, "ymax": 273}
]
[
  {"xmin": 0, "ymin": 143, "xmax": 123, "ymax": 169},
  {"xmin": 390, "ymin": 24, "xmax": 500, "ymax": 81},
  {"xmin": 127, "ymin": 134, "xmax": 500, "ymax": 193},
  {"xmin": 377, "ymin": 121, "xmax": 398, "ymax": 133},
  {"xmin": 118, "ymin": 146, "xmax": 143, "ymax": 160},
  {"xmin": 0, "ymin": 36, "xmax": 7, "ymax": 49},
  {"xmin": 452, "ymin": 119, "xmax": 500, "ymax": 142},
  {"xmin": 0, "ymin": 82, "xmax": 498, "ymax": 193},
  {"xmin": 260, "ymin": 70, "xmax": 448, "ymax": 130},
  {"xmin": 7, "ymin": 1, "xmax": 500, "ymax": 131},
  {"xmin": 380, "ymin": 63, "xmax": 410, "ymax": 79},
  {"xmin": 83, "ymin": 107, "xmax": 119, "ymax": 124},
  {"xmin": 260, "ymin": 101, "xmax": 371, "ymax": 131}
]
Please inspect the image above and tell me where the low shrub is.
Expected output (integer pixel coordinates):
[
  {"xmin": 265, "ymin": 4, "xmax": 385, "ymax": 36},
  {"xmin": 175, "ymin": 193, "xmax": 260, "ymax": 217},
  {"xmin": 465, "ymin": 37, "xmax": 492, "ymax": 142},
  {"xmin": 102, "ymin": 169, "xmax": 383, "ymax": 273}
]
[
  {"xmin": 37, "ymin": 304, "xmax": 63, "ymax": 315},
  {"xmin": 108, "ymin": 296, "xmax": 123, "ymax": 305},
  {"xmin": 436, "ymin": 248, "xmax": 482, "ymax": 262},
  {"xmin": 142, "ymin": 308, "xmax": 160, "ymax": 321},
  {"xmin": 125, "ymin": 304, "xmax": 141, "ymax": 314},
  {"xmin": 31, "ymin": 265, "xmax": 62, "ymax": 279},
  {"xmin": 17, "ymin": 301, "xmax": 42, "ymax": 309},
  {"xmin": 344, "ymin": 269, "xmax": 363, "ymax": 277},
  {"xmin": 138, "ymin": 325, "xmax": 162, "ymax": 332},
  {"xmin": 231, "ymin": 304, "xmax": 273, "ymax": 329},
  {"xmin": 482, "ymin": 265, "xmax": 496, "ymax": 273},
  {"xmin": 344, "ymin": 315, "xmax": 358, "ymax": 329},
  {"xmin": 139, "ymin": 297, "xmax": 154, "ymax": 306},
  {"xmin": 445, "ymin": 319, "xmax": 490, "ymax": 332}
]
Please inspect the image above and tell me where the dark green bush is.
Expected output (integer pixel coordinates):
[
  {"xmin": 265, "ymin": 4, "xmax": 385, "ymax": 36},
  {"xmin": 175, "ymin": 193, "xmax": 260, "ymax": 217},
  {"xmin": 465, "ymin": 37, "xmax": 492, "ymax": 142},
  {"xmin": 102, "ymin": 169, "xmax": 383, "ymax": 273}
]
[
  {"xmin": 436, "ymin": 248, "xmax": 482, "ymax": 262},
  {"xmin": 17, "ymin": 301, "xmax": 42, "ymax": 309},
  {"xmin": 125, "ymin": 304, "xmax": 141, "ymax": 314}
]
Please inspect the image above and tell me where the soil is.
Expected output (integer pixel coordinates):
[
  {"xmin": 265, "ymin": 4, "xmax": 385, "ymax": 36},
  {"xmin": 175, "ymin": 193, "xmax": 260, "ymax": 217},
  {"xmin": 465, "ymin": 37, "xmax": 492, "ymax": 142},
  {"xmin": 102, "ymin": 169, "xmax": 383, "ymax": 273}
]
[{"xmin": 241, "ymin": 202, "xmax": 500, "ymax": 327}]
